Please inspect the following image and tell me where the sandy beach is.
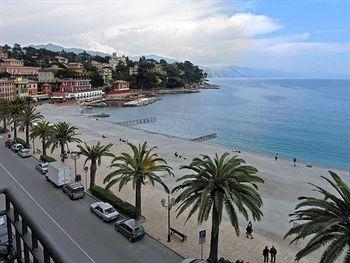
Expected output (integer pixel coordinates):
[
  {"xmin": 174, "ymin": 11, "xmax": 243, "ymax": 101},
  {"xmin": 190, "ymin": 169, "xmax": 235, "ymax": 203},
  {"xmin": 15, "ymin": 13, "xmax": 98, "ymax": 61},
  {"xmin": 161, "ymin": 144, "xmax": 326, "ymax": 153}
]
[{"xmin": 34, "ymin": 104, "xmax": 348, "ymax": 263}]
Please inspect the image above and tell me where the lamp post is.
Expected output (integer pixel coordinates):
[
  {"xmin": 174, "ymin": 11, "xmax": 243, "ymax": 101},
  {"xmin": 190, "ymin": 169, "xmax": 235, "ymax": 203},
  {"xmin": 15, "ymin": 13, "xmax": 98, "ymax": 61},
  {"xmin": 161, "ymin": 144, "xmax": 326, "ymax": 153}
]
[
  {"xmin": 83, "ymin": 166, "xmax": 89, "ymax": 189},
  {"xmin": 161, "ymin": 195, "xmax": 176, "ymax": 242},
  {"xmin": 69, "ymin": 152, "xmax": 80, "ymax": 177}
]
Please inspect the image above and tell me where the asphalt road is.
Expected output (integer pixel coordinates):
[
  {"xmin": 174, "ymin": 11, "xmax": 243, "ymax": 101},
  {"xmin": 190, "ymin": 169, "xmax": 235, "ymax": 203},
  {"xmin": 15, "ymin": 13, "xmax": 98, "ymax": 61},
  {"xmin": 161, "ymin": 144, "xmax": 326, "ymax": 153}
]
[{"xmin": 0, "ymin": 140, "xmax": 183, "ymax": 263}]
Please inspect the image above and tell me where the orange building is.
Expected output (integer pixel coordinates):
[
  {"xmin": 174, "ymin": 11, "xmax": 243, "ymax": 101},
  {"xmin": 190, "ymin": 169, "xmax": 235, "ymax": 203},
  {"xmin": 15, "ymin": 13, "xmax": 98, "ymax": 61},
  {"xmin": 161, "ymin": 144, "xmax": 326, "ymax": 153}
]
[
  {"xmin": 0, "ymin": 78, "xmax": 16, "ymax": 101},
  {"xmin": 113, "ymin": 80, "xmax": 129, "ymax": 91}
]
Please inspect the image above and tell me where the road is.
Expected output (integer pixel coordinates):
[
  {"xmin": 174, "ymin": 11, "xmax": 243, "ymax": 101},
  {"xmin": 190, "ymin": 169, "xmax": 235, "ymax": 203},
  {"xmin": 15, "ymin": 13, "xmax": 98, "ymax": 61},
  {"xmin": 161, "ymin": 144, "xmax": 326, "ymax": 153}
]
[{"xmin": 0, "ymin": 140, "xmax": 183, "ymax": 263}]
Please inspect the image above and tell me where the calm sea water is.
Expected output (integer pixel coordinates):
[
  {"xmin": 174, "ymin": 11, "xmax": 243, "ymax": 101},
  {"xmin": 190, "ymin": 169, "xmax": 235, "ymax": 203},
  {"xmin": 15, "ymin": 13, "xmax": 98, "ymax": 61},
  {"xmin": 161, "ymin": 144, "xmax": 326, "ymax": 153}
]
[{"xmin": 93, "ymin": 78, "xmax": 350, "ymax": 169}]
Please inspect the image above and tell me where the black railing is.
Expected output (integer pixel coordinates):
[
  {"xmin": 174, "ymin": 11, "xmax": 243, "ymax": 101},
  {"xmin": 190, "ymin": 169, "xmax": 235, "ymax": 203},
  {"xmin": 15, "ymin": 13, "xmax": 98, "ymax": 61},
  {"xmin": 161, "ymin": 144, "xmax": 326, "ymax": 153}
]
[{"xmin": 0, "ymin": 188, "xmax": 73, "ymax": 263}]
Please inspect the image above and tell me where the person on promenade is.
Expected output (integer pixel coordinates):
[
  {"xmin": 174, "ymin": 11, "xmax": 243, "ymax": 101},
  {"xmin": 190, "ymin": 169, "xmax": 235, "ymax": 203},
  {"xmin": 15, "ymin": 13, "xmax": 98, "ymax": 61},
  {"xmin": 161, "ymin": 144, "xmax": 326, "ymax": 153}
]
[
  {"xmin": 275, "ymin": 153, "xmax": 278, "ymax": 161},
  {"xmin": 270, "ymin": 246, "xmax": 277, "ymax": 263},
  {"xmin": 293, "ymin": 157, "xmax": 296, "ymax": 166},
  {"xmin": 263, "ymin": 246, "xmax": 269, "ymax": 262},
  {"xmin": 246, "ymin": 221, "xmax": 253, "ymax": 239}
]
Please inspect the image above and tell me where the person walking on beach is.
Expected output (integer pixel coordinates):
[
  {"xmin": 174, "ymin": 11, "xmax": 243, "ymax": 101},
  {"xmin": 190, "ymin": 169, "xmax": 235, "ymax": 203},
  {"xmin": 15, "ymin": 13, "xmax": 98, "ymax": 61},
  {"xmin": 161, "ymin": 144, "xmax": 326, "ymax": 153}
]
[
  {"xmin": 263, "ymin": 246, "xmax": 269, "ymax": 262},
  {"xmin": 246, "ymin": 221, "xmax": 253, "ymax": 239},
  {"xmin": 270, "ymin": 246, "xmax": 277, "ymax": 263},
  {"xmin": 275, "ymin": 153, "xmax": 278, "ymax": 161},
  {"xmin": 293, "ymin": 157, "xmax": 296, "ymax": 166}
]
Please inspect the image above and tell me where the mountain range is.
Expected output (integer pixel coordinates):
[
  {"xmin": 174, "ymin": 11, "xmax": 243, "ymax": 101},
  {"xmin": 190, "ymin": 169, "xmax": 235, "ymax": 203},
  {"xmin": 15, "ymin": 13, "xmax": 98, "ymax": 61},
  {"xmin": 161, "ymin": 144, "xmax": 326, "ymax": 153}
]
[{"xmin": 28, "ymin": 43, "xmax": 347, "ymax": 79}]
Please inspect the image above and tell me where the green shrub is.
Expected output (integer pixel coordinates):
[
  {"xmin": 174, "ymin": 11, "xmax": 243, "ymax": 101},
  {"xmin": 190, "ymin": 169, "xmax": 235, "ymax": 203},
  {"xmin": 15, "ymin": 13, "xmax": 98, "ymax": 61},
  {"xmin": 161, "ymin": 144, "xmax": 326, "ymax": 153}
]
[
  {"xmin": 218, "ymin": 258, "xmax": 234, "ymax": 263},
  {"xmin": 15, "ymin": 138, "xmax": 26, "ymax": 146},
  {"xmin": 40, "ymin": 155, "xmax": 57, "ymax": 163},
  {"xmin": 90, "ymin": 186, "xmax": 136, "ymax": 218}
]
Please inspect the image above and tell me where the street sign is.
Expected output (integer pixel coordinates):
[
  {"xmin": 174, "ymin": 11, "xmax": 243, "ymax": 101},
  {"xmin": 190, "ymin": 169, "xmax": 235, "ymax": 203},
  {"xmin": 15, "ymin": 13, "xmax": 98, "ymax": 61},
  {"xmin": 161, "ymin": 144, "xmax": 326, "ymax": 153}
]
[{"xmin": 199, "ymin": 229, "xmax": 206, "ymax": 244}]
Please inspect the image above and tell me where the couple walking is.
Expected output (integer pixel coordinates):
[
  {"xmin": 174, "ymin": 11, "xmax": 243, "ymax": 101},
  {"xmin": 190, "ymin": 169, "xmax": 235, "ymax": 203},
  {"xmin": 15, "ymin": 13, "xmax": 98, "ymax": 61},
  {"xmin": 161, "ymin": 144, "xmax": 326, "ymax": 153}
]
[{"xmin": 263, "ymin": 246, "xmax": 277, "ymax": 263}]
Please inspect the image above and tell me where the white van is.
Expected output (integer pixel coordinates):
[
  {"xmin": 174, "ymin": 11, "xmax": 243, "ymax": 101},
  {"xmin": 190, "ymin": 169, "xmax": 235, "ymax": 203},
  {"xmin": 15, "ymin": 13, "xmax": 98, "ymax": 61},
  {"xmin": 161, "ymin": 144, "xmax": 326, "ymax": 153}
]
[{"xmin": 46, "ymin": 161, "xmax": 72, "ymax": 187}]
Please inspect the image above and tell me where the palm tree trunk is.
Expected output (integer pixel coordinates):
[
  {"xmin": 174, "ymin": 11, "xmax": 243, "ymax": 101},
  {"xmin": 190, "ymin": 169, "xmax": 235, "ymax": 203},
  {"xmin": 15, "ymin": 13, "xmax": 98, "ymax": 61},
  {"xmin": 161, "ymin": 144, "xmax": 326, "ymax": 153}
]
[
  {"xmin": 42, "ymin": 138, "xmax": 46, "ymax": 156},
  {"xmin": 13, "ymin": 121, "xmax": 17, "ymax": 139},
  {"xmin": 25, "ymin": 123, "xmax": 30, "ymax": 148},
  {"xmin": 89, "ymin": 160, "xmax": 97, "ymax": 189},
  {"xmin": 135, "ymin": 178, "xmax": 142, "ymax": 219},
  {"xmin": 208, "ymin": 202, "xmax": 221, "ymax": 263}
]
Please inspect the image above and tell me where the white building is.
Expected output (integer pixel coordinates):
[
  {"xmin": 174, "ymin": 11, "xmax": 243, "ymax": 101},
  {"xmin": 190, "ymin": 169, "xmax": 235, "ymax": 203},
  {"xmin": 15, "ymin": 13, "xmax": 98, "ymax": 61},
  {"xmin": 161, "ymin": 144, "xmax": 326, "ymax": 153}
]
[{"xmin": 67, "ymin": 90, "xmax": 105, "ymax": 101}]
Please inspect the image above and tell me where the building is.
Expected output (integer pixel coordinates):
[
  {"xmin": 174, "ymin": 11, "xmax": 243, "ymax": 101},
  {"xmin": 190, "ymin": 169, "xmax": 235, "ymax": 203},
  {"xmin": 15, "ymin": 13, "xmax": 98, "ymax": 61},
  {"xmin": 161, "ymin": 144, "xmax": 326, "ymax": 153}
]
[
  {"xmin": 0, "ymin": 78, "xmax": 15, "ymax": 101},
  {"xmin": 0, "ymin": 58, "xmax": 39, "ymax": 79},
  {"xmin": 66, "ymin": 63, "xmax": 84, "ymax": 74},
  {"xmin": 112, "ymin": 80, "xmax": 129, "ymax": 91},
  {"xmin": 58, "ymin": 79, "xmax": 91, "ymax": 93},
  {"xmin": 91, "ymin": 60, "xmax": 104, "ymax": 70},
  {"xmin": 67, "ymin": 90, "xmax": 105, "ymax": 101},
  {"xmin": 109, "ymin": 53, "xmax": 127, "ymax": 69},
  {"xmin": 38, "ymin": 69, "xmax": 55, "ymax": 83},
  {"xmin": 40, "ymin": 83, "xmax": 52, "ymax": 94},
  {"xmin": 0, "ymin": 48, "xmax": 8, "ymax": 59},
  {"xmin": 55, "ymin": 56, "xmax": 68, "ymax": 65},
  {"xmin": 98, "ymin": 67, "xmax": 113, "ymax": 84},
  {"xmin": 14, "ymin": 77, "xmax": 38, "ymax": 98},
  {"xmin": 151, "ymin": 64, "xmax": 165, "ymax": 75},
  {"xmin": 129, "ymin": 65, "xmax": 139, "ymax": 76}
]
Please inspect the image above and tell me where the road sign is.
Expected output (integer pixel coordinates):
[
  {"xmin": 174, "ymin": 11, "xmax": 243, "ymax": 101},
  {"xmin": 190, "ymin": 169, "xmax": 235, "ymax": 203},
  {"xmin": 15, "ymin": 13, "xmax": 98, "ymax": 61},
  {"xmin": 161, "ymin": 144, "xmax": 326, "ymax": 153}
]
[{"xmin": 199, "ymin": 230, "xmax": 206, "ymax": 244}]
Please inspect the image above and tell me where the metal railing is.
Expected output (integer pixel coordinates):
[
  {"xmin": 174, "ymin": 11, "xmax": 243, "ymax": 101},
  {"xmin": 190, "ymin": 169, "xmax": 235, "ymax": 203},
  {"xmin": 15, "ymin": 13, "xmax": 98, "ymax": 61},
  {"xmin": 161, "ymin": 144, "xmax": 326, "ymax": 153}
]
[{"xmin": 0, "ymin": 188, "xmax": 73, "ymax": 263}]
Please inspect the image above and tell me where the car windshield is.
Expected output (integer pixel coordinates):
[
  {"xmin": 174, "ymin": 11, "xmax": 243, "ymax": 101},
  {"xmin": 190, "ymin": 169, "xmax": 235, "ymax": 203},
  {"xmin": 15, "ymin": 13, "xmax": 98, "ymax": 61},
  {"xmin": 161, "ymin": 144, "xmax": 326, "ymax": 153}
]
[
  {"xmin": 73, "ymin": 188, "xmax": 83, "ymax": 193},
  {"xmin": 134, "ymin": 226, "xmax": 143, "ymax": 233},
  {"xmin": 105, "ymin": 207, "xmax": 115, "ymax": 214}
]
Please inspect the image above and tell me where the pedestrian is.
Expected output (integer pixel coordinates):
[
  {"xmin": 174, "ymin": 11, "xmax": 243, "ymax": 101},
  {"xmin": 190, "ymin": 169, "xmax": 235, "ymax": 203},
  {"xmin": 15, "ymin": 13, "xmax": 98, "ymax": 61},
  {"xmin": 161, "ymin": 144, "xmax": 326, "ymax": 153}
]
[
  {"xmin": 175, "ymin": 152, "xmax": 178, "ymax": 158},
  {"xmin": 275, "ymin": 153, "xmax": 278, "ymax": 161},
  {"xmin": 293, "ymin": 157, "xmax": 296, "ymax": 166},
  {"xmin": 246, "ymin": 221, "xmax": 253, "ymax": 239},
  {"xmin": 263, "ymin": 246, "xmax": 269, "ymax": 262},
  {"xmin": 270, "ymin": 246, "xmax": 277, "ymax": 263}
]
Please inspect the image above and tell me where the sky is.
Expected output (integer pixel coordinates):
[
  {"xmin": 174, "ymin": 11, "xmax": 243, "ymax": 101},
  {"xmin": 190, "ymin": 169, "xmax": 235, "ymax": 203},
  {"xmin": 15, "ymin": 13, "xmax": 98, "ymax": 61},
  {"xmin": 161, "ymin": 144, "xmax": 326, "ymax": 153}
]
[{"xmin": 0, "ymin": 0, "xmax": 349, "ymax": 75}]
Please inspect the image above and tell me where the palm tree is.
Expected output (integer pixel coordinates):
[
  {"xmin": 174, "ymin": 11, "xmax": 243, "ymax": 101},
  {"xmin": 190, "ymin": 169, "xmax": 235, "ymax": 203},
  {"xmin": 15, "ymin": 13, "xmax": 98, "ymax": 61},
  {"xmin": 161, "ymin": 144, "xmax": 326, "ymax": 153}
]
[
  {"xmin": 50, "ymin": 122, "xmax": 81, "ymax": 157},
  {"xmin": 30, "ymin": 121, "xmax": 52, "ymax": 155},
  {"xmin": 285, "ymin": 171, "xmax": 350, "ymax": 262},
  {"xmin": 77, "ymin": 141, "xmax": 114, "ymax": 189},
  {"xmin": 0, "ymin": 99, "xmax": 10, "ymax": 131},
  {"xmin": 104, "ymin": 142, "xmax": 173, "ymax": 219},
  {"xmin": 19, "ymin": 106, "xmax": 43, "ymax": 148},
  {"xmin": 172, "ymin": 153, "xmax": 264, "ymax": 263},
  {"xmin": 9, "ymin": 98, "xmax": 25, "ymax": 139}
]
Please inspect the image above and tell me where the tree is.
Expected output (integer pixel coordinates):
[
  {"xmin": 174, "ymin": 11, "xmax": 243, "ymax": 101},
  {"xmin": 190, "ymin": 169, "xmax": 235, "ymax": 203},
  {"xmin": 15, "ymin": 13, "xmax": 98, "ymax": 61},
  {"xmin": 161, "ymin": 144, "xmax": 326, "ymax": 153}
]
[
  {"xmin": 104, "ymin": 142, "xmax": 173, "ymax": 219},
  {"xmin": 9, "ymin": 98, "xmax": 26, "ymax": 139},
  {"xmin": 0, "ymin": 99, "xmax": 10, "ymax": 131},
  {"xmin": 285, "ymin": 171, "xmax": 350, "ymax": 262},
  {"xmin": 172, "ymin": 153, "xmax": 264, "ymax": 263},
  {"xmin": 50, "ymin": 122, "xmax": 81, "ymax": 157},
  {"xmin": 19, "ymin": 106, "xmax": 43, "ymax": 148},
  {"xmin": 77, "ymin": 141, "xmax": 113, "ymax": 189},
  {"xmin": 30, "ymin": 121, "xmax": 52, "ymax": 155}
]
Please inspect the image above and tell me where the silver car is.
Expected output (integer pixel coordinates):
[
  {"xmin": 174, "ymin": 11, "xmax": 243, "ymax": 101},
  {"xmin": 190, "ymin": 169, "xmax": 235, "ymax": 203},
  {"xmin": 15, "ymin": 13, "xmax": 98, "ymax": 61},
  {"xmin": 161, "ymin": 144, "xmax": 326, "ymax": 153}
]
[
  {"xmin": 18, "ymin": 148, "xmax": 32, "ymax": 158},
  {"xmin": 35, "ymin": 163, "xmax": 48, "ymax": 174},
  {"xmin": 90, "ymin": 202, "xmax": 119, "ymax": 222},
  {"xmin": 11, "ymin": 143, "xmax": 23, "ymax": 153}
]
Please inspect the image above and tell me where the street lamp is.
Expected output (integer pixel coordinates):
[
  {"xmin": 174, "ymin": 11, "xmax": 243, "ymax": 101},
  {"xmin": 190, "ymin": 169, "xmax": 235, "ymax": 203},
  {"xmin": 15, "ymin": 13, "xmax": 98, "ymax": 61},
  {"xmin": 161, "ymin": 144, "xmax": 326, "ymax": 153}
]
[
  {"xmin": 161, "ymin": 195, "xmax": 176, "ymax": 242},
  {"xmin": 69, "ymin": 152, "xmax": 80, "ymax": 177},
  {"xmin": 83, "ymin": 166, "xmax": 89, "ymax": 189}
]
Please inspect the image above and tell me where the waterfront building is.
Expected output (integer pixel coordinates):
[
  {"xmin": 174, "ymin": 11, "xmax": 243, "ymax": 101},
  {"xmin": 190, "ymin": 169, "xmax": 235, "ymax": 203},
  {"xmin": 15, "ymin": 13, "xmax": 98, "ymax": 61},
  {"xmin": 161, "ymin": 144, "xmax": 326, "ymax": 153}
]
[
  {"xmin": 67, "ymin": 90, "xmax": 105, "ymax": 101},
  {"xmin": 0, "ymin": 78, "xmax": 16, "ymax": 101},
  {"xmin": 14, "ymin": 77, "xmax": 38, "ymax": 98},
  {"xmin": 0, "ymin": 58, "xmax": 39, "ymax": 79},
  {"xmin": 55, "ymin": 56, "xmax": 68, "ymax": 65},
  {"xmin": 58, "ymin": 78, "xmax": 91, "ymax": 93},
  {"xmin": 112, "ymin": 80, "xmax": 129, "ymax": 91},
  {"xmin": 41, "ymin": 83, "xmax": 53, "ymax": 94},
  {"xmin": 38, "ymin": 68, "xmax": 55, "ymax": 83}
]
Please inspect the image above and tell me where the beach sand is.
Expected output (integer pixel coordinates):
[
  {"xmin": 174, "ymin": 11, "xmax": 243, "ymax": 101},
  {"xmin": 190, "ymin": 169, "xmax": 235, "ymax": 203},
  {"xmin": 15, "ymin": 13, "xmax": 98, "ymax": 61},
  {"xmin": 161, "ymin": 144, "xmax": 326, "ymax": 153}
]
[{"xmin": 35, "ymin": 104, "xmax": 349, "ymax": 263}]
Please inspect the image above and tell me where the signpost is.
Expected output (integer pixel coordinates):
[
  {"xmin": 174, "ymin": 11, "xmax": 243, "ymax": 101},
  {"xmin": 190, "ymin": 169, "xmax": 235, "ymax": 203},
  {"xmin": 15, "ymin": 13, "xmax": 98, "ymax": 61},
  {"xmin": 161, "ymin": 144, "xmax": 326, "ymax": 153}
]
[{"xmin": 199, "ymin": 230, "xmax": 206, "ymax": 259}]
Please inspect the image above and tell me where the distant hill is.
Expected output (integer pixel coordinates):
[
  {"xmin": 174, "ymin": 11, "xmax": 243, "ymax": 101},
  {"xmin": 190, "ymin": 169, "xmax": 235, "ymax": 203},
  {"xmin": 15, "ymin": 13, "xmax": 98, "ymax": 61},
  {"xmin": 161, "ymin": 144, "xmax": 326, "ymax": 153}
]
[
  {"xmin": 129, "ymin": 54, "xmax": 177, "ymax": 64},
  {"xmin": 29, "ymin": 43, "xmax": 110, "ymax": 57}
]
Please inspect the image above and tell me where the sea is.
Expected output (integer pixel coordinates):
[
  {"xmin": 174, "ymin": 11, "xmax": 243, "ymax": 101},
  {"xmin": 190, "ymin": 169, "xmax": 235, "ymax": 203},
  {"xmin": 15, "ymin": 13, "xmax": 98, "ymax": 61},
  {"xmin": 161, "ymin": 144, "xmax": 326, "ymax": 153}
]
[{"xmin": 93, "ymin": 78, "xmax": 350, "ymax": 170}]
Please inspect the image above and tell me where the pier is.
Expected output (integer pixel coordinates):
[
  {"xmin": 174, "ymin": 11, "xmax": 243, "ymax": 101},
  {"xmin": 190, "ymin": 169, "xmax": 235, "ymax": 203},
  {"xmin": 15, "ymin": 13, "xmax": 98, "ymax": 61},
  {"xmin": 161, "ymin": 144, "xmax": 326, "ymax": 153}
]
[
  {"xmin": 191, "ymin": 133, "xmax": 217, "ymax": 142},
  {"xmin": 115, "ymin": 117, "xmax": 156, "ymax": 126}
]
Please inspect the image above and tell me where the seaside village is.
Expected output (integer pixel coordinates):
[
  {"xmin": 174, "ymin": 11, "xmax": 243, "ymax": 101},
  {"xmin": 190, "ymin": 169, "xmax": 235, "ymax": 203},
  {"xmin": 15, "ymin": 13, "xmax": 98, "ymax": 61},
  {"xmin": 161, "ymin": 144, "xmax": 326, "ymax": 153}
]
[
  {"xmin": 0, "ymin": 44, "xmax": 349, "ymax": 263},
  {"xmin": 0, "ymin": 44, "xmax": 208, "ymax": 107}
]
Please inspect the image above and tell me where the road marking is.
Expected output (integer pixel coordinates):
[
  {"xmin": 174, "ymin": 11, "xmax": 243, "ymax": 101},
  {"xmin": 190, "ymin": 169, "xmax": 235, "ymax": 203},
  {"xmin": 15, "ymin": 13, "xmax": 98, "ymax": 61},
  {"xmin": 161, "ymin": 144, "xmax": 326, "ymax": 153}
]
[{"xmin": 0, "ymin": 161, "xmax": 96, "ymax": 263}]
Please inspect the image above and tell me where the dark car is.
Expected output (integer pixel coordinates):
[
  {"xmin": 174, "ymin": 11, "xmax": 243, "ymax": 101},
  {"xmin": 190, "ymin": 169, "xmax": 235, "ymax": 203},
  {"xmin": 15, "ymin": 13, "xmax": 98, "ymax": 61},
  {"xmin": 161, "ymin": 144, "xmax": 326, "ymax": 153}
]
[
  {"xmin": 4, "ymin": 139, "xmax": 16, "ymax": 149},
  {"xmin": 115, "ymin": 219, "xmax": 145, "ymax": 242},
  {"xmin": 62, "ymin": 182, "xmax": 85, "ymax": 200}
]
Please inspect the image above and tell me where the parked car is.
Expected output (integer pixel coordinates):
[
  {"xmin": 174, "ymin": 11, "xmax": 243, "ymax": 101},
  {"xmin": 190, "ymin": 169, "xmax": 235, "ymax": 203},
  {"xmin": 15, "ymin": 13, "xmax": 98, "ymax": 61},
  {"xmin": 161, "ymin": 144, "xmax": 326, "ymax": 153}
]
[
  {"xmin": 17, "ymin": 148, "xmax": 31, "ymax": 158},
  {"xmin": 4, "ymin": 139, "xmax": 16, "ymax": 148},
  {"xmin": 181, "ymin": 259, "xmax": 208, "ymax": 263},
  {"xmin": 62, "ymin": 182, "xmax": 85, "ymax": 200},
  {"xmin": 35, "ymin": 163, "xmax": 48, "ymax": 174},
  {"xmin": 115, "ymin": 219, "xmax": 145, "ymax": 242},
  {"xmin": 10, "ymin": 143, "xmax": 23, "ymax": 153},
  {"xmin": 90, "ymin": 202, "xmax": 119, "ymax": 222}
]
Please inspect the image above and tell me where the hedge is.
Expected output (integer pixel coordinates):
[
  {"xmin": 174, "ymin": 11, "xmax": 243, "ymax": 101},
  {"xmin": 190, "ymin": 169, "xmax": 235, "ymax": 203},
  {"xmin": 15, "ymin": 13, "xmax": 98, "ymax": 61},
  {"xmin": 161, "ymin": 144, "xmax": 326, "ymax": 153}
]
[
  {"xmin": 218, "ymin": 258, "xmax": 234, "ymax": 263},
  {"xmin": 90, "ymin": 186, "xmax": 136, "ymax": 218},
  {"xmin": 40, "ymin": 155, "xmax": 57, "ymax": 163},
  {"xmin": 15, "ymin": 138, "xmax": 26, "ymax": 146}
]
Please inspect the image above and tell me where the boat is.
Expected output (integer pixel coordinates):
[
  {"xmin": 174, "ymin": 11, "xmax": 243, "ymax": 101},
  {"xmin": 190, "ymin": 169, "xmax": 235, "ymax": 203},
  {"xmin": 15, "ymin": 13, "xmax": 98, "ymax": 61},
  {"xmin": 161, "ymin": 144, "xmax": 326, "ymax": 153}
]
[
  {"xmin": 91, "ymin": 102, "xmax": 108, "ymax": 107},
  {"xmin": 90, "ymin": 113, "xmax": 110, "ymax": 118}
]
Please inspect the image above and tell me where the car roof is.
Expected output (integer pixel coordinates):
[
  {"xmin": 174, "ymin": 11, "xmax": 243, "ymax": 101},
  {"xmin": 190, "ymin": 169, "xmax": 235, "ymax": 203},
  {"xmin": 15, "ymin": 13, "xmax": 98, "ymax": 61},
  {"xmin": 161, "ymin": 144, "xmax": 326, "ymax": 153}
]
[
  {"xmin": 68, "ymin": 182, "xmax": 84, "ymax": 189},
  {"xmin": 99, "ymin": 203, "xmax": 113, "ymax": 209},
  {"xmin": 123, "ymin": 219, "xmax": 141, "ymax": 228}
]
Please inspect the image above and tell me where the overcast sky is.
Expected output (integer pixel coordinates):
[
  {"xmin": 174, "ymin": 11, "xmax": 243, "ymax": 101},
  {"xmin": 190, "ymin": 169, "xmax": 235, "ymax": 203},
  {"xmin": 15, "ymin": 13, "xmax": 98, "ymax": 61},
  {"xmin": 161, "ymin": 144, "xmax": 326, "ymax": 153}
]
[{"xmin": 0, "ymin": 0, "xmax": 349, "ymax": 75}]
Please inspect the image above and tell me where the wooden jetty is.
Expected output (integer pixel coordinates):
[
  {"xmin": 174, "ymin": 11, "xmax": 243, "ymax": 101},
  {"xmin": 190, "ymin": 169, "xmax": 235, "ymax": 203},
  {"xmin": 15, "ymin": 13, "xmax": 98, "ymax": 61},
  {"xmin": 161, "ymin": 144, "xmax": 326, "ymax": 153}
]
[
  {"xmin": 115, "ymin": 117, "xmax": 156, "ymax": 126},
  {"xmin": 191, "ymin": 133, "xmax": 217, "ymax": 142}
]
